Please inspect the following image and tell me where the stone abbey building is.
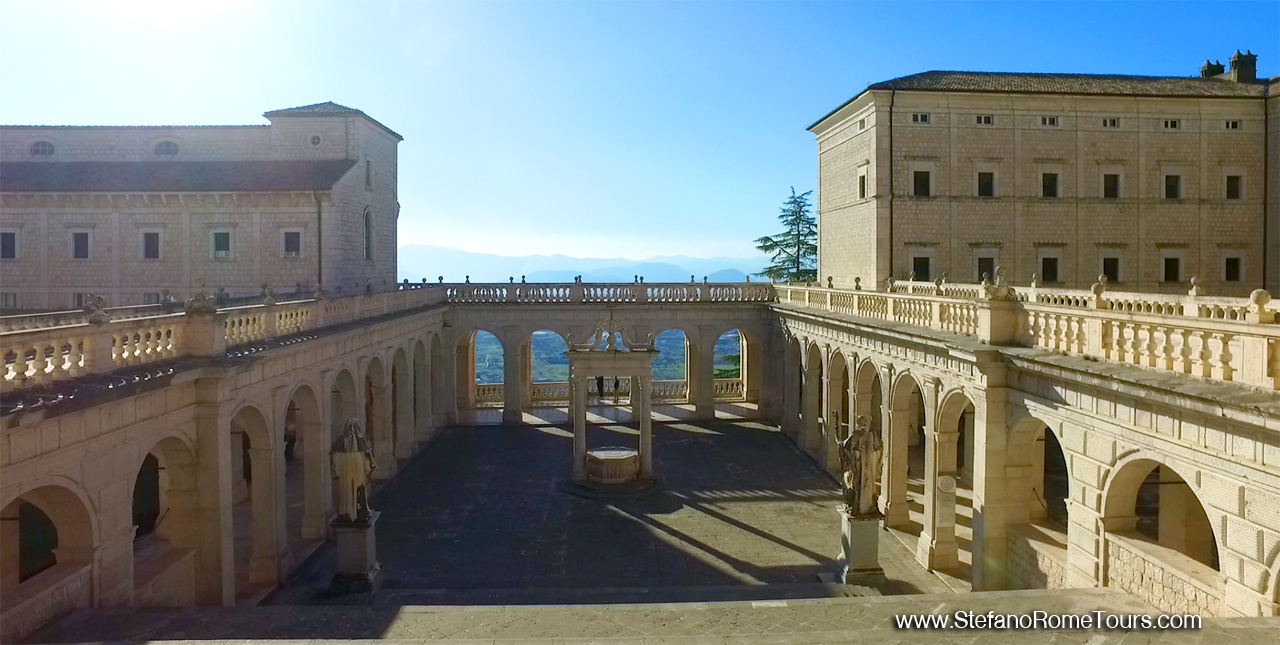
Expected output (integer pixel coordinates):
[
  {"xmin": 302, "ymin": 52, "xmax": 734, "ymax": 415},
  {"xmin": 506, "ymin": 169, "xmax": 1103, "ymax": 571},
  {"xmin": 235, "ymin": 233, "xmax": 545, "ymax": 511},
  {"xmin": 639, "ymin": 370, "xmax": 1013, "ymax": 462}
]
[
  {"xmin": 0, "ymin": 102, "xmax": 402, "ymax": 312},
  {"xmin": 4, "ymin": 57, "xmax": 1280, "ymax": 641},
  {"xmin": 811, "ymin": 50, "xmax": 1280, "ymax": 296}
]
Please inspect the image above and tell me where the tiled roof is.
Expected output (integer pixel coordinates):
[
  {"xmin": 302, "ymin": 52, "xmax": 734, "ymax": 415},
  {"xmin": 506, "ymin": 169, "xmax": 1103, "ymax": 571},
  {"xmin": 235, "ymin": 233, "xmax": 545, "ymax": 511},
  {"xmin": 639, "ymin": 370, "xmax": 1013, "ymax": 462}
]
[
  {"xmin": 264, "ymin": 102, "xmax": 403, "ymax": 140},
  {"xmin": 868, "ymin": 71, "xmax": 1269, "ymax": 98},
  {"xmin": 0, "ymin": 159, "xmax": 357, "ymax": 193},
  {"xmin": 812, "ymin": 70, "xmax": 1271, "ymax": 130}
]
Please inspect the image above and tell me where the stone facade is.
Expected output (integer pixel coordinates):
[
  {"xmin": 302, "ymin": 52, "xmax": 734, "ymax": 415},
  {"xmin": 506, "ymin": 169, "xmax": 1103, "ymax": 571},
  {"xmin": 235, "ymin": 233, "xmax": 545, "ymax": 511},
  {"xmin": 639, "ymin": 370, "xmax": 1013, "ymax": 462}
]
[
  {"xmin": 0, "ymin": 103, "xmax": 401, "ymax": 311},
  {"xmin": 812, "ymin": 56, "xmax": 1277, "ymax": 296}
]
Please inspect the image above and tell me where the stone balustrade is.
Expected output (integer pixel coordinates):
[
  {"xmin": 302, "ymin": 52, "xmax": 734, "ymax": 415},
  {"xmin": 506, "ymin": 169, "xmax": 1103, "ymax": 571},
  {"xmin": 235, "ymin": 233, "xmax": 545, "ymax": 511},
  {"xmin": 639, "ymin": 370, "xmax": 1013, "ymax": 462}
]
[
  {"xmin": 437, "ymin": 281, "xmax": 775, "ymax": 305},
  {"xmin": 776, "ymin": 280, "xmax": 1280, "ymax": 391}
]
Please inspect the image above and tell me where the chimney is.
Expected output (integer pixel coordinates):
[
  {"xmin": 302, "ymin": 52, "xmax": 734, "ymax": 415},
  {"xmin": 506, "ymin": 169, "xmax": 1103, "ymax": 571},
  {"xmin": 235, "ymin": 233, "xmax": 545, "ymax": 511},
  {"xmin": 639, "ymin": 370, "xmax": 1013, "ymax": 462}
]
[
  {"xmin": 1228, "ymin": 50, "xmax": 1258, "ymax": 82},
  {"xmin": 1200, "ymin": 59, "xmax": 1225, "ymax": 77}
]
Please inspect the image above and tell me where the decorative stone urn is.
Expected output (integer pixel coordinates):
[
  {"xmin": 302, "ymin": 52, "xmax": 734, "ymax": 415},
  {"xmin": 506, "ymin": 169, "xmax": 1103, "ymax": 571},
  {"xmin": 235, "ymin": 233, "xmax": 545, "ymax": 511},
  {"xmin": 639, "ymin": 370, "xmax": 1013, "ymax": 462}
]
[{"xmin": 585, "ymin": 447, "xmax": 641, "ymax": 485}]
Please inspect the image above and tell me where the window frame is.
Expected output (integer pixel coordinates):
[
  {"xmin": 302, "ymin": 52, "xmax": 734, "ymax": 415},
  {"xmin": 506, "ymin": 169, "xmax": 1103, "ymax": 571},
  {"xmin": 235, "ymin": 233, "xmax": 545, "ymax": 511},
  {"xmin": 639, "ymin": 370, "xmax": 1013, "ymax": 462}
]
[
  {"xmin": 976, "ymin": 171, "xmax": 995, "ymax": 198},
  {"xmin": 1159, "ymin": 248, "xmax": 1186, "ymax": 283},
  {"xmin": 911, "ymin": 255, "xmax": 932, "ymax": 282},
  {"xmin": 281, "ymin": 228, "xmax": 304, "ymax": 259},
  {"xmin": 28, "ymin": 140, "xmax": 55, "ymax": 157},
  {"xmin": 362, "ymin": 207, "xmax": 374, "ymax": 261},
  {"xmin": 1163, "ymin": 119, "xmax": 1180, "ymax": 130},
  {"xmin": 912, "ymin": 170, "xmax": 931, "ymax": 197},
  {"xmin": 0, "ymin": 229, "xmax": 18, "ymax": 260},
  {"xmin": 1040, "ymin": 115, "xmax": 1059, "ymax": 127},
  {"xmin": 1041, "ymin": 172, "xmax": 1060, "ymax": 199},
  {"xmin": 1225, "ymin": 174, "xmax": 1243, "ymax": 200},
  {"xmin": 69, "ymin": 229, "xmax": 92, "ymax": 260},
  {"xmin": 1103, "ymin": 173, "xmax": 1121, "ymax": 199},
  {"xmin": 143, "ymin": 292, "xmax": 162, "ymax": 305},
  {"xmin": 1099, "ymin": 252, "xmax": 1123, "ymax": 283},
  {"xmin": 139, "ymin": 228, "xmax": 163, "ymax": 261},
  {"xmin": 911, "ymin": 113, "xmax": 930, "ymax": 124},
  {"xmin": 309, "ymin": 134, "xmax": 323, "ymax": 147},
  {"xmin": 0, "ymin": 292, "xmax": 17, "ymax": 309},
  {"xmin": 1101, "ymin": 117, "xmax": 1120, "ymax": 129},
  {"xmin": 975, "ymin": 114, "xmax": 993, "ymax": 126},
  {"xmin": 1223, "ymin": 255, "xmax": 1243, "ymax": 282},
  {"xmin": 365, "ymin": 158, "xmax": 374, "ymax": 189},
  {"xmin": 210, "ymin": 229, "xmax": 234, "ymax": 260},
  {"xmin": 858, "ymin": 171, "xmax": 868, "ymax": 200},
  {"xmin": 154, "ymin": 140, "xmax": 180, "ymax": 157},
  {"xmin": 1164, "ymin": 174, "xmax": 1182, "ymax": 200},
  {"xmin": 1224, "ymin": 120, "xmax": 1241, "ymax": 131}
]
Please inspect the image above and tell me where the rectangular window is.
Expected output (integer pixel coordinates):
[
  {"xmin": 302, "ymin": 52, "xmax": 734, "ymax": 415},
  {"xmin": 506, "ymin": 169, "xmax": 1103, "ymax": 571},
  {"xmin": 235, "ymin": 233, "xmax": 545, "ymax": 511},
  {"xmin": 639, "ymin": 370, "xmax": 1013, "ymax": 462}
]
[
  {"xmin": 976, "ymin": 256, "xmax": 995, "ymax": 282},
  {"xmin": 911, "ymin": 256, "xmax": 931, "ymax": 282},
  {"xmin": 977, "ymin": 172, "xmax": 995, "ymax": 197},
  {"xmin": 1042, "ymin": 173, "xmax": 1059, "ymax": 198},
  {"xmin": 1224, "ymin": 257, "xmax": 1242, "ymax": 282},
  {"xmin": 0, "ymin": 293, "xmax": 17, "ymax": 309},
  {"xmin": 0, "ymin": 231, "xmax": 15, "ymax": 259},
  {"xmin": 1102, "ymin": 257, "xmax": 1121, "ymax": 282},
  {"xmin": 284, "ymin": 231, "xmax": 302, "ymax": 257},
  {"xmin": 1041, "ymin": 116, "xmax": 1058, "ymax": 127},
  {"xmin": 142, "ymin": 231, "xmax": 160, "ymax": 259},
  {"xmin": 1163, "ymin": 257, "xmax": 1181, "ymax": 282},
  {"xmin": 365, "ymin": 159, "xmax": 373, "ymax": 188},
  {"xmin": 1225, "ymin": 120, "xmax": 1240, "ymax": 130},
  {"xmin": 1040, "ymin": 257, "xmax": 1059, "ymax": 283},
  {"xmin": 143, "ymin": 292, "xmax": 161, "ymax": 305},
  {"xmin": 858, "ymin": 118, "xmax": 866, "ymax": 130},
  {"xmin": 73, "ymin": 292, "xmax": 92, "ymax": 308},
  {"xmin": 976, "ymin": 115, "xmax": 993, "ymax": 125},
  {"xmin": 72, "ymin": 231, "xmax": 90, "ymax": 259},
  {"xmin": 1226, "ymin": 175, "xmax": 1242, "ymax": 200},
  {"xmin": 913, "ymin": 171, "xmax": 931, "ymax": 197},
  {"xmin": 213, "ymin": 231, "xmax": 232, "ymax": 258},
  {"xmin": 1102, "ymin": 117, "xmax": 1119, "ymax": 128},
  {"xmin": 912, "ymin": 113, "xmax": 930, "ymax": 124},
  {"xmin": 1164, "ymin": 119, "xmax": 1180, "ymax": 130},
  {"xmin": 1103, "ymin": 174, "xmax": 1120, "ymax": 199},
  {"xmin": 1164, "ymin": 175, "xmax": 1181, "ymax": 199}
]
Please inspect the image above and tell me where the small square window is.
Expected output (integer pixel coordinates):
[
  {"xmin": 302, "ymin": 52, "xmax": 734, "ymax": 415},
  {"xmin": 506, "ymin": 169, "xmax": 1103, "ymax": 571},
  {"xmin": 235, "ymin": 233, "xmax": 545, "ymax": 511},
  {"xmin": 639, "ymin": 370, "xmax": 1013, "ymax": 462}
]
[
  {"xmin": 858, "ymin": 174, "xmax": 867, "ymax": 200},
  {"xmin": 213, "ymin": 231, "xmax": 232, "ymax": 259},
  {"xmin": 1041, "ymin": 116, "xmax": 1058, "ymax": 127},
  {"xmin": 1102, "ymin": 118, "xmax": 1119, "ymax": 128},
  {"xmin": 1042, "ymin": 173, "xmax": 1059, "ymax": 198},
  {"xmin": 1164, "ymin": 175, "xmax": 1181, "ymax": 199},
  {"xmin": 1164, "ymin": 119, "xmax": 1180, "ymax": 130},
  {"xmin": 73, "ymin": 292, "xmax": 94, "ymax": 308},
  {"xmin": 976, "ymin": 256, "xmax": 995, "ymax": 282},
  {"xmin": 976, "ymin": 115, "xmax": 993, "ymax": 126},
  {"xmin": 1162, "ymin": 257, "xmax": 1181, "ymax": 282},
  {"xmin": 858, "ymin": 118, "xmax": 866, "ymax": 130},
  {"xmin": 1040, "ymin": 257, "xmax": 1059, "ymax": 283},
  {"xmin": 71, "ymin": 231, "xmax": 90, "ymax": 259},
  {"xmin": 143, "ymin": 292, "xmax": 161, "ymax": 305},
  {"xmin": 1103, "ymin": 174, "xmax": 1120, "ymax": 199},
  {"xmin": 977, "ymin": 172, "xmax": 995, "ymax": 197},
  {"xmin": 911, "ymin": 256, "xmax": 931, "ymax": 282},
  {"xmin": 0, "ymin": 231, "xmax": 16, "ymax": 259},
  {"xmin": 913, "ymin": 171, "xmax": 931, "ymax": 197},
  {"xmin": 911, "ymin": 113, "xmax": 930, "ymax": 124},
  {"xmin": 284, "ymin": 231, "xmax": 302, "ymax": 257},
  {"xmin": 1224, "ymin": 257, "xmax": 1242, "ymax": 282},
  {"xmin": 1225, "ymin": 120, "xmax": 1240, "ymax": 130},
  {"xmin": 0, "ymin": 293, "xmax": 17, "ymax": 309},
  {"xmin": 1102, "ymin": 257, "xmax": 1121, "ymax": 282},
  {"xmin": 1226, "ymin": 175, "xmax": 1242, "ymax": 200},
  {"xmin": 142, "ymin": 231, "xmax": 161, "ymax": 259}
]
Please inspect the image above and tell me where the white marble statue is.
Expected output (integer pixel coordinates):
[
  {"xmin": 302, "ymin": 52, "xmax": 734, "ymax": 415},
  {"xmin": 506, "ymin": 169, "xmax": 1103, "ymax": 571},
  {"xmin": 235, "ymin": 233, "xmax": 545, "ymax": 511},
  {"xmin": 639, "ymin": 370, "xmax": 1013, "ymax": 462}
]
[
  {"xmin": 837, "ymin": 415, "xmax": 883, "ymax": 517},
  {"xmin": 331, "ymin": 417, "xmax": 376, "ymax": 522}
]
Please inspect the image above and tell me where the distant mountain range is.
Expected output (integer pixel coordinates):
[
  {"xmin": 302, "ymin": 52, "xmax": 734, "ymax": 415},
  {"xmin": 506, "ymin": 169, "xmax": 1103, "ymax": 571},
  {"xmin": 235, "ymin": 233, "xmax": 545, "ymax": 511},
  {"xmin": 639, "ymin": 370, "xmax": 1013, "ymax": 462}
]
[{"xmin": 397, "ymin": 244, "xmax": 768, "ymax": 284}]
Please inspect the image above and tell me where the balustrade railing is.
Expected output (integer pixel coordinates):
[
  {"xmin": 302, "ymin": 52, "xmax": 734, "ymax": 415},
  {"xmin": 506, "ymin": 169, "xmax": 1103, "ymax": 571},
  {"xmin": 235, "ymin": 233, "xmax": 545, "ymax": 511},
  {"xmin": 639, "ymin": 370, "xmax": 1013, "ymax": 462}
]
[{"xmin": 439, "ymin": 282, "xmax": 774, "ymax": 305}]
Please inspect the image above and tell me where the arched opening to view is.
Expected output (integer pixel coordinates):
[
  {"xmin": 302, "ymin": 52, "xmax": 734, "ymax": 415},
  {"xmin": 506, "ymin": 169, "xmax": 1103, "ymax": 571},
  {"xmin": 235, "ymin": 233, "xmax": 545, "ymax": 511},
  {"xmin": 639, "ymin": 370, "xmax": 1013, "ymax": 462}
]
[
  {"xmin": 650, "ymin": 330, "xmax": 688, "ymax": 405},
  {"xmin": 1004, "ymin": 417, "xmax": 1071, "ymax": 590},
  {"xmin": 1, "ymin": 485, "xmax": 95, "ymax": 627},
  {"xmin": 131, "ymin": 437, "xmax": 199, "ymax": 605},
  {"xmin": 528, "ymin": 329, "xmax": 570, "ymax": 407}
]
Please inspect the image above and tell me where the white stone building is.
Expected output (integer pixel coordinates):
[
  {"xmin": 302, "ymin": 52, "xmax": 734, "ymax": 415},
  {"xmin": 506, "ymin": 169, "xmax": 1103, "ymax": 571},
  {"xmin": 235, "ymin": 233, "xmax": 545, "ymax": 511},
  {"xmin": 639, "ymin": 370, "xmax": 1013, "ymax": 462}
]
[
  {"xmin": 0, "ymin": 102, "xmax": 402, "ymax": 311},
  {"xmin": 810, "ymin": 51, "xmax": 1278, "ymax": 296}
]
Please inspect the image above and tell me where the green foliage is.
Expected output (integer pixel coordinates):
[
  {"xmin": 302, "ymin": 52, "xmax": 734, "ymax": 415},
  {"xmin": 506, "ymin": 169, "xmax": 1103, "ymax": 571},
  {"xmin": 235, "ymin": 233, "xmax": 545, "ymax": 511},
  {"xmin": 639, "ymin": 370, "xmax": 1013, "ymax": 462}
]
[{"xmin": 754, "ymin": 187, "xmax": 817, "ymax": 282}]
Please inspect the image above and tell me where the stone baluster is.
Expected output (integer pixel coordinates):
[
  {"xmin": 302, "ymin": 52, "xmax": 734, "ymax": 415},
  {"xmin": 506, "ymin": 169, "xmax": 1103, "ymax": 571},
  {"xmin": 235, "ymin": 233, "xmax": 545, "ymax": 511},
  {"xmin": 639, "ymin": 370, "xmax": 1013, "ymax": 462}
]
[
  {"xmin": 67, "ymin": 338, "xmax": 83, "ymax": 377},
  {"xmin": 1139, "ymin": 325, "xmax": 1156, "ymax": 367},
  {"xmin": 30, "ymin": 341, "xmax": 49, "ymax": 386},
  {"xmin": 1155, "ymin": 327, "xmax": 1174, "ymax": 371},
  {"xmin": 1172, "ymin": 330, "xmax": 1192, "ymax": 373},
  {"xmin": 1212, "ymin": 333, "xmax": 1235, "ymax": 381},
  {"xmin": 1192, "ymin": 331, "xmax": 1214, "ymax": 378}
]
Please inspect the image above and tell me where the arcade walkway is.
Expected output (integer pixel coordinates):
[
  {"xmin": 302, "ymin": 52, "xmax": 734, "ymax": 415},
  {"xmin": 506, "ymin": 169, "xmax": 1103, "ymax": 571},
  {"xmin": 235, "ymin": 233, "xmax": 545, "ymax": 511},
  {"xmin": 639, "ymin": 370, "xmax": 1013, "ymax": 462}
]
[{"xmin": 270, "ymin": 419, "xmax": 952, "ymax": 605}]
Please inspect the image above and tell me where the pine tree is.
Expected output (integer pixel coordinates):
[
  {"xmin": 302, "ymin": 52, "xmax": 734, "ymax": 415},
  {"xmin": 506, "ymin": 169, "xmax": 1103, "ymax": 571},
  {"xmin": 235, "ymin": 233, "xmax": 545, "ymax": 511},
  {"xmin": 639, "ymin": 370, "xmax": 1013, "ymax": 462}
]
[{"xmin": 754, "ymin": 187, "xmax": 817, "ymax": 282}]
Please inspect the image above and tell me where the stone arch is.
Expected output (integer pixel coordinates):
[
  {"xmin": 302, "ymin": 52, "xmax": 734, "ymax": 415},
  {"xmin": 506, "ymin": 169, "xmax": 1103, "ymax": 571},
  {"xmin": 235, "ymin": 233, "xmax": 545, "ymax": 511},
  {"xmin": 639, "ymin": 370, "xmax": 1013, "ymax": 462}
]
[
  {"xmin": 228, "ymin": 403, "xmax": 287, "ymax": 589},
  {"xmin": 782, "ymin": 334, "xmax": 803, "ymax": 439},
  {"xmin": 1101, "ymin": 454, "xmax": 1224, "ymax": 614},
  {"xmin": 649, "ymin": 328, "xmax": 691, "ymax": 404},
  {"xmin": 284, "ymin": 382, "xmax": 328, "ymax": 542},
  {"xmin": 363, "ymin": 355, "xmax": 393, "ymax": 476},
  {"xmin": 329, "ymin": 368, "xmax": 359, "ymax": 437},
  {"xmin": 935, "ymin": 387, "xmax": 974, "ymax": 477},
  {"xmin": 707, "ymin": 325, "xmax": 765, "ymax": 405},
  {"xmin": 412, "ymin": 338, "xmax": 431, "ymax": 442},
  {"xmin": 823, "ymin": 349, "xmax": 850, "ymax": 473},
  {"xmin": 997, "ymin": 413, "xmax": 1073, "ymax": 590},
  {"xmin": 528, "ymin": 329, "xmax": 570, "ymax": 407},
  {"xmin": 853, "ymin": 358, "xmax": 886, "ymax": 510},
  {"xmin": 800, "ymin": 341, "xmax": 825, "ymax": 458},
  {"xmin": 885, "ymin": 370, "xmax": 927, "ymax": 531},
  {"xmin": 130, "ymin": 434, "xmax": 198, "ymax": 605},
  {"xmin": 392, "ymin": 346, "xmax": 413, "ymax": 459},
  {"xmin": 429, "ymin": 333, "xmax": 446, "ymax": 427}
]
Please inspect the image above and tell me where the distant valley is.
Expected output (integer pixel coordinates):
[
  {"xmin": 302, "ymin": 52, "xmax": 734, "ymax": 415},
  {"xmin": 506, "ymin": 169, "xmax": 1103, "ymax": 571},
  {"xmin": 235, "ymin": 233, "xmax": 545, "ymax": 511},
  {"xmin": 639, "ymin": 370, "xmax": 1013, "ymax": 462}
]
[{"xmin": 397, "ymin": 244, "xmax": 767, "ymax": 284}]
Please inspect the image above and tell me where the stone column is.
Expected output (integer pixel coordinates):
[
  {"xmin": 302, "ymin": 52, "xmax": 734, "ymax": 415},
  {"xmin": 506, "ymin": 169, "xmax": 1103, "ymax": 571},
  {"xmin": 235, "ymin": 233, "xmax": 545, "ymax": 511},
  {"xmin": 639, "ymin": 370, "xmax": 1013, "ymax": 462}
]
[
  {"xmin": 394, "ymin": 368, "xmax": 415, "ymax": 459},
  {"xmin": 248, "ymin": 445, "xmax": 292, "ymax": 585},
  {"xmin": 438, "ymin": 337, "xmax": 458, "ymax": 427},
  {"xmin": 882, "ymin": 370, "xmax": 910, "ymax": 529},
  {"xmin": 802, "ymin": 358, "xmax": 822, "ymax": 457},
  {"xmin": 782, "ymin": 339, "xmax": 800, "ymax": 438},
  {"xmin": 502, "ymin": 327, "xmax": 523, "ymax": 425},
  {"xmin": 1, "ymin": 502, "xmax": 19, "ymax": 593},
  {"xmin": 192, "ymin": 377, "xmax": 235, "ymax": 606},
  {"xmin": 968, "ymin": 383, "xmax": 1013, "ymax": 591},
  {"xmin": 369, "ymin": 383, "xmax": 394, "ymax": 480},
  {"xmin": 571, "ymin": 375, "xmax": 587, "ymax": 481},
  {"xmin": 637, "ymin": 374, "xmax": 653, "ymax": 479},
  {"xmin": 301, "ymin": 416, "xmax": 329, "ymax": 541},
  {"xmin": 917, "ymin": 379, "xmax": 958, "ymax": 570},
  {"xmin": 691, "ymin": 329, "xmax": 716, "ymax": 420},
  {"xmin": 520, "ymin": 339, "xmax": 533, "ymax": 410}
]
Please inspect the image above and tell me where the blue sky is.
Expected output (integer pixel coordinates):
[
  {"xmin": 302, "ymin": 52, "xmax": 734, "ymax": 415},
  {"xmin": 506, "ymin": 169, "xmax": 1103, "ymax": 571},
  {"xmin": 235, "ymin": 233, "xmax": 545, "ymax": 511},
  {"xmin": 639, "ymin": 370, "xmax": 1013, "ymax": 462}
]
[{"xmin": 2, "ymin": 1, "xmax": 1276, "ymax": 259}]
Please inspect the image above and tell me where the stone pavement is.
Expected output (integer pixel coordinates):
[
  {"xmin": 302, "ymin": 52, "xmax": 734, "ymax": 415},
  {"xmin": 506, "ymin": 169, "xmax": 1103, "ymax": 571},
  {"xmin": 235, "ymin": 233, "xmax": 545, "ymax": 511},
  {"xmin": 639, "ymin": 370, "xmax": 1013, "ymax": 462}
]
[
  {"xmin": 273, "ymin": 420, "xmax": 951, "ymax": 604},
  {"xmin": 24, "ymin": 589, "xmax": 1280, "ymax": 643}
]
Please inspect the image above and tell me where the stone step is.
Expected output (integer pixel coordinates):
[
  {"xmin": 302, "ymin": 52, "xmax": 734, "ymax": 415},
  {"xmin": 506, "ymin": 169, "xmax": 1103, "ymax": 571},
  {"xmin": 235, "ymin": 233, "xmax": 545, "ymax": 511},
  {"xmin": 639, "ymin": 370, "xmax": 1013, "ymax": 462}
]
[{"xmin": 318, "ymin": 581, "xmax": 877, "ymax": 606}]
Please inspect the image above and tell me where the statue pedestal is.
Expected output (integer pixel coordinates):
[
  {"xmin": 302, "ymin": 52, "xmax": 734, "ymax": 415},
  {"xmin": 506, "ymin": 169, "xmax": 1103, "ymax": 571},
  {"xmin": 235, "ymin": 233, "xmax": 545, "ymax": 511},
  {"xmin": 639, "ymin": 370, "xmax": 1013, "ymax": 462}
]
[
  {"xmin": 329, "ymin": 511, "xmax": 384, "ymax": 597},
  {"xmin": 835, "ymin": 507, "xmax": 885, "ymax": 587}
]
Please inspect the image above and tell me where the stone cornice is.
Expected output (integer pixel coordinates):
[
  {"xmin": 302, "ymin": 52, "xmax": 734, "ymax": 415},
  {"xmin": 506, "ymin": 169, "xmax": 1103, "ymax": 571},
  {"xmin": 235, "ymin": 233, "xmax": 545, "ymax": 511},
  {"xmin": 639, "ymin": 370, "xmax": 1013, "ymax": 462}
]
[{"xmin": 0, "ymin": 190, "xmax": 330, "ymax": 210}]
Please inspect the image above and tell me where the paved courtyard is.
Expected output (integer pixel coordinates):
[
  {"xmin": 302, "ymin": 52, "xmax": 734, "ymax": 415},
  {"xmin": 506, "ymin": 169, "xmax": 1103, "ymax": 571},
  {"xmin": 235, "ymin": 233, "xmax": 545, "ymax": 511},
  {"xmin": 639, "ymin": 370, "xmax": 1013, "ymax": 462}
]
[{"xmin": 273, "ymin": 418, "xmax": 952, "ymax": 604}]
